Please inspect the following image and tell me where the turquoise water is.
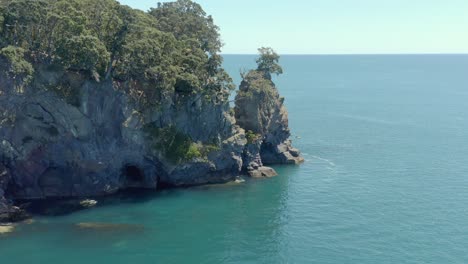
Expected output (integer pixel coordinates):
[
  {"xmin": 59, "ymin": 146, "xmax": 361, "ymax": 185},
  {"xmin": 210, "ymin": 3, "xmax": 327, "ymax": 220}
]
[{"xmin": 2, "ymin": 55, "xmax": 468, "ymax": 263}]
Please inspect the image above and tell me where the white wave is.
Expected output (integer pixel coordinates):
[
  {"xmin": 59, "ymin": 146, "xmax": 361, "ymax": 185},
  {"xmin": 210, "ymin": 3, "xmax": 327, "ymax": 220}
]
[{"xmin": 311, "ymin": 155, "xmax": 336, "ymax": 167}]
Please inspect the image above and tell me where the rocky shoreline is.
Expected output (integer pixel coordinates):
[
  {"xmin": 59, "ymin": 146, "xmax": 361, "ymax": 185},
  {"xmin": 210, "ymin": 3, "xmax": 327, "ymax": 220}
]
[{"xmin": 0, "ymin": 64, "xmax": 303, "ymax": 223}]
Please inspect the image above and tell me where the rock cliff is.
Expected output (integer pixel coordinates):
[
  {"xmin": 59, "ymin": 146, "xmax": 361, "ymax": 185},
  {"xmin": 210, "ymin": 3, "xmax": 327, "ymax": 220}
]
[{"xmin": 0, "ymin": 61, "xmax": 301, "ymax": 222}]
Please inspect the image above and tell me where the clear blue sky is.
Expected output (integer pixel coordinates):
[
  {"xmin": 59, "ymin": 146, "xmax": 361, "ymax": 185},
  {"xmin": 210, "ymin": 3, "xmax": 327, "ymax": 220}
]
[{"xmin": 119, "ymin": 0, "xmax": 468, "ymax": 54}]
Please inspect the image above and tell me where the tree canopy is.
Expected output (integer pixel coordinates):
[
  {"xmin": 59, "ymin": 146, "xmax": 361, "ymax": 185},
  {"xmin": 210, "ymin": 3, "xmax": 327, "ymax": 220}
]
[
  {"xmin": 238, "ymin": 47, "xmax": 283, "ymax": 100},
  {"xmin": 0, "ymin": 0, "xmax": 234, "ymax": 104},
  {"xmin": 256, "ymin": 47, "xmax": 283, "ymax": 79}
]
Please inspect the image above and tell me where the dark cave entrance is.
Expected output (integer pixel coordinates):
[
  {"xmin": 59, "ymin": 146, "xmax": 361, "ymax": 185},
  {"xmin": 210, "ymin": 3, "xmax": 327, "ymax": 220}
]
[{"xmin": 122, "ymin": 165, "xmax": 144, "ymax": 184}]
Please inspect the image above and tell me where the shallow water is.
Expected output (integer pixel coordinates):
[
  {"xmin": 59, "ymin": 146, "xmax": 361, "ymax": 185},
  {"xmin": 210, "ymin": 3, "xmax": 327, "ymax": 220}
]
[{"xmin": 1, "ymin": 55, "xmax": 468, "ymax": 263}]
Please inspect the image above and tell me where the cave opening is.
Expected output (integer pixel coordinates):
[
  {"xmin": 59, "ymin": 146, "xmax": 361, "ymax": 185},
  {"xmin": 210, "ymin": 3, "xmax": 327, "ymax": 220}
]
[{"xmin": 122, "ymin": 165, "xmax": 144, "ymax": 183}]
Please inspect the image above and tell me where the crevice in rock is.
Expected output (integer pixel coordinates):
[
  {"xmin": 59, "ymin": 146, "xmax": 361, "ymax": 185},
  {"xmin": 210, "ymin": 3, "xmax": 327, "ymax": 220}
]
[{"xmin": 121, "ymin": 164, "xmax": 144, "ymax": 187}]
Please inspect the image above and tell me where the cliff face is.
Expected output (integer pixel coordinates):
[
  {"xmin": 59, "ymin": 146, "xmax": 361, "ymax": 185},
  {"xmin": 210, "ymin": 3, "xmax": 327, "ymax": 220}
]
[
  {"xmin": 235, "ymin": 71, "xmax": 304, "ymax": 168},
  {"xmin": 0, "ymin": 64, "xmax": 301, "ymax": 222}
]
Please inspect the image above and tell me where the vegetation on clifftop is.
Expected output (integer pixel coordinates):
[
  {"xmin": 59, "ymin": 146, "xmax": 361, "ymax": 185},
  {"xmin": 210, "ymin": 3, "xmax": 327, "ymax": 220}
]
[
  {"xmin": 256, "ymin": 47, "xmax": 283, "ymax": 79},
  {"xmin": 238, "ymin": 47, "xmax": 282, "ymax": 100},
  {"xmin": 0, "ymin": 0, "xmax": 233, "ymax": 103}
]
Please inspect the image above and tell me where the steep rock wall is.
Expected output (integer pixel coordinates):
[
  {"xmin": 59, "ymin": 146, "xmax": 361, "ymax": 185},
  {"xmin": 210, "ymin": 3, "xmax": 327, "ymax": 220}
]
[{"xmin": 235, "ymin": 71, "xmax": 304, "ymax": 167}]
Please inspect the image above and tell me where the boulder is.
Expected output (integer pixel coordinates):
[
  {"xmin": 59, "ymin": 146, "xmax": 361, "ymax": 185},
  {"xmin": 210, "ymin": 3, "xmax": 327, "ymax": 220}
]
[{"xmin": 248, "ymin": 166, "xmax": 278, "ymax": 178}]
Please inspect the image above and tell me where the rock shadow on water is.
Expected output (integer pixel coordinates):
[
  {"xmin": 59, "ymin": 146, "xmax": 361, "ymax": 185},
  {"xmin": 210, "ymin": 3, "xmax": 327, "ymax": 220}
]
[
  {"xmin": 73, "ymin": 222, "xmax": 145, "ymax": 235},
  {"xmin": 17, "ymin": 186, "xmax": 202, "ymax": 221},
  {"xmin": 20, "ymin": 198, "xmax": 99, "ymax": 217}
]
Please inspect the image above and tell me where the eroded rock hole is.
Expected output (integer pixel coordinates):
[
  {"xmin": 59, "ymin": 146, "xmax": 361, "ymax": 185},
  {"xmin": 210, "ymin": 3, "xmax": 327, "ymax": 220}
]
[{"xmin": 122, "ymin": 165, "xmax": 144, "ymax": 183}]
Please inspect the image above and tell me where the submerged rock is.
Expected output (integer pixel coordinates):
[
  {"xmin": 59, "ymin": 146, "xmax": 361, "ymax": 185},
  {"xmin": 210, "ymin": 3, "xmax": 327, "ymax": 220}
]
[
  {"xmin": 0, "ymin": 224, "xmax": 15, "ymax": 234},
  {"xmin": 75, "ymin": 222, "xmax": 144, "ymax": 233},
  {"xmin": 79, "ymin": 199, "xmax": 98, "ymax": 208}
]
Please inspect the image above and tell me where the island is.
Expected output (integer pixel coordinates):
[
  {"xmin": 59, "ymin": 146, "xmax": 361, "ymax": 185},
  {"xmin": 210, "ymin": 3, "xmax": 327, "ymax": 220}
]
[{"xmin": 0, "ymin": 0, "xmax": 303, "ymax": 222}]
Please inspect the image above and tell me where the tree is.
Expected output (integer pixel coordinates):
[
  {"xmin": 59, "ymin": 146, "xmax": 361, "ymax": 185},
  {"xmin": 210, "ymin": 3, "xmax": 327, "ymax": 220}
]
[
  {"xmin": 1, "ymin": 0, "xmax": 48, "ymax": 55},
  {"xmin": 256, "ymin": 47, "xmax": 283, "ymax": 79},
  {"xmin": 0, "ymin": 0, "xmax": 235, "ymax": 103},
  {"xmin": 150, "ymin": 0, "xmax": 222, "ymax": 55},
  {"xmin": 0, "ymin": 45, "xmax": 34, "ymax": 90},
  {"xmin": 55, "ymin": 35, "xmax": 109, "ymax": 76}
]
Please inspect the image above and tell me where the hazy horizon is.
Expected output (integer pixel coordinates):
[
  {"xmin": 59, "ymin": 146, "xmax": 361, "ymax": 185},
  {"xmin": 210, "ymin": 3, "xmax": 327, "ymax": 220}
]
[{"xmin": 221, "ymin": 53, "xmax": 468, "ymax": 55}]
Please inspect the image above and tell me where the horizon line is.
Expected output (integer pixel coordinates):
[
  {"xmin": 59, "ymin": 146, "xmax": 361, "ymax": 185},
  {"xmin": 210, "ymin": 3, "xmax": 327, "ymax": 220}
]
[{"xmin": 221, "ymin": 53, "xmax": 468, "ymax": 56}]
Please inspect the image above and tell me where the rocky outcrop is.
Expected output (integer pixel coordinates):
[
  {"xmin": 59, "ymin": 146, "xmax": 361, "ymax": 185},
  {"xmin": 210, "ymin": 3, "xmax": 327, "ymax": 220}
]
[
  {"xmin": 235, "ymin": 71, "xmax": 304, "ymax": 167},
  {"xmin": 0, "ymin": 64, "xmax": 249, "ymax": 221},
  {"xmin": 0, "ymin": 63, "xmax": 302, "ymax": 222}
]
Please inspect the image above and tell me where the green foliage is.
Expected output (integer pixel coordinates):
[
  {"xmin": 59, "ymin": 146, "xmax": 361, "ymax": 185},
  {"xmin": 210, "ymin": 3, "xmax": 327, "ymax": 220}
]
[
  {"xmin": 56, "ymin": 35, "xmax": 109, "ymax": 75},
  {"xmin": 238, "ymin": 70, "xmax": 277, "ymax": 100},
  {"xmin": 0, "ymin": 45, "xmax": 33, "ymax": 85},
  {"xmin": 0, "ymin": 0, "xmax": 48, "ymax": 53},
  {"xmin": 256, "ymin": 47, "xmax": 283, "ymax": 79},
  {"xmin": 238, "ymin": 48, "xmax": 283, "ymax": 102},
  {"xmin": 143, "ymin": 124, "xmax": 201, "ymax": 163},
  {"xmin": 0, "ymin": 0, "xmax": 233, "ymax": 103},
  {"xmin": 245, "ymin": 130, "xmax": 260, "ymax": 144},
  {"xmin": 150, "ymin": 0, "xmax": 234, "ymax": 100},
  {"xmin": 143, "ymin": 123, "xmax": 221, "ymax": 163},
  {"xmin": 175, "ymin": 72, "xmax": 200, "ymax": 93},
  {"xmin": 150, "ymin": 0, "xmax": 221, "ymax": 55},
  {"xmin": 186, "ymin": 143, "xmax": 202, "ymax": 160}
]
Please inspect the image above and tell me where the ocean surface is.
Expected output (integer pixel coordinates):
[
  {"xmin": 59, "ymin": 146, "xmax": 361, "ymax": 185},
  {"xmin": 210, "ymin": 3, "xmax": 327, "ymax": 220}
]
[{"xmin": 1, "ymin": 55, "xmax": 468, "ymax": 263}]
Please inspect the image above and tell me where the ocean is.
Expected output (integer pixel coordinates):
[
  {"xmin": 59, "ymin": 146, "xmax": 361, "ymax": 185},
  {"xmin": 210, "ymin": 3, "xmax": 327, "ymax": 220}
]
[{"xmin": 1, "ymin": 55, "xmax": 468, "ymax": 263}]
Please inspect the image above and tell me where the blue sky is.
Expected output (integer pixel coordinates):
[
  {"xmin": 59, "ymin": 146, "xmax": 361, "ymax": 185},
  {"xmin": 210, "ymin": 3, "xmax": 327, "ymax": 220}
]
[{"xmin": 119, "ymin": 0, "xmax": 468, "ymax": 54}]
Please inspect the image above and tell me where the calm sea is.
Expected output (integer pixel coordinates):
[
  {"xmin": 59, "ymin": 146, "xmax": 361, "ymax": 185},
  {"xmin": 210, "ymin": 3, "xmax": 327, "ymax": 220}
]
[{"xmin": 1, "ymin": 55, "xmax": 468, "ymax": 263}]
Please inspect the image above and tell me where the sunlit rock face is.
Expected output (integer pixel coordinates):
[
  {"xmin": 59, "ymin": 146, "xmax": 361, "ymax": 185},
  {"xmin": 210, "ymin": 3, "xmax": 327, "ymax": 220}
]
[{"xmin": 235, "ymin": 71, "xmax": 304, "ymax": 169}]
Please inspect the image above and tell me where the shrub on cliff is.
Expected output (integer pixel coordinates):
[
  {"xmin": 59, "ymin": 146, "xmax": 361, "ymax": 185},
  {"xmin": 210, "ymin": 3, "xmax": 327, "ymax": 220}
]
[
  {"xmin": 245, "ymin": 130, "xmax": 261, "ymax": 144},
  {"xmin": 143, "ymin": 123, "xmax": 222, "ymax": 164},
  {"xmin": 0, "ymin": 45, "xmax": 34, "ymax": 89},
  {"xmin": 143, "ymin": 124, "xmax": 201, "ymax": 164},
  {"xmin": 238, "ymin": 70, "xmax": 277, "ymax": 100}
]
